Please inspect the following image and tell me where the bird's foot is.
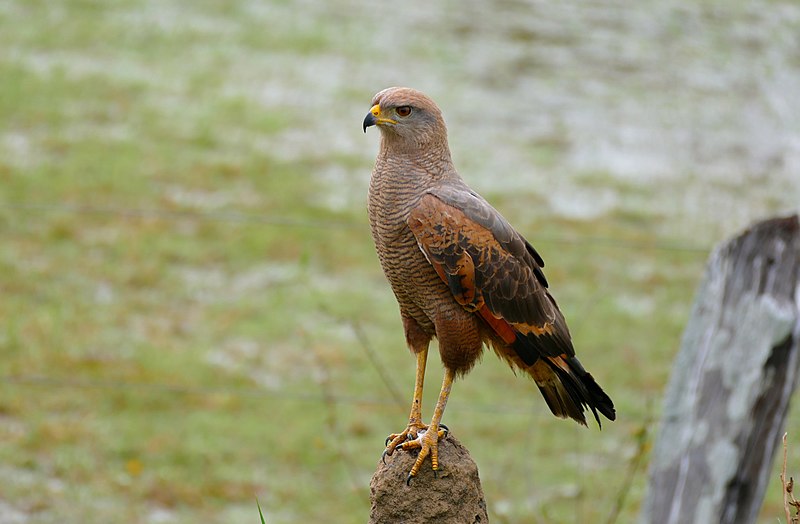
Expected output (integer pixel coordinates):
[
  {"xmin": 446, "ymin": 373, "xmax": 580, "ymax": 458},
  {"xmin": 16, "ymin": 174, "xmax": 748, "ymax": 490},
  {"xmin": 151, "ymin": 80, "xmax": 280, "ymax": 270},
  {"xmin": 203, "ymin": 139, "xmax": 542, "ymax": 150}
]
[
  {"xmin": 383, "ymin": 422, "xmax": 426, "ymax": 461},
  {"xmin": 382, "ymin": 423, "xmax": 449, "ymax": 483},
  {"xmin": 403, "ymin": 425, "xmax": 448, "ymax": 484}
]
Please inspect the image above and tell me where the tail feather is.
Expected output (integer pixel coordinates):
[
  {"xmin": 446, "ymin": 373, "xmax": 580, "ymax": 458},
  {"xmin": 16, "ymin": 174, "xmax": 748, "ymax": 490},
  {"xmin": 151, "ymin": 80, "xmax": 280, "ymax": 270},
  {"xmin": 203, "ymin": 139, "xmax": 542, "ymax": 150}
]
[
  {"xmin": 482, "ymin": 314, "xmax": 616, "ymax": 426},
  {"xmin": 530, "ymin": 356, "xmax": 616, "ymax": 427}
]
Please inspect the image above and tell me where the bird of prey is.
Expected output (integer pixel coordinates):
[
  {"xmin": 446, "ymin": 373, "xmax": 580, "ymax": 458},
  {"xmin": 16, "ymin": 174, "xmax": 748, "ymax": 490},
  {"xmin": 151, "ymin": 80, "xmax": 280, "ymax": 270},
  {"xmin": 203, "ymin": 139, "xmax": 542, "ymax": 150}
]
[{"xmin": 363, "ymin": 87, "xmax": 615, "ymax": 482}]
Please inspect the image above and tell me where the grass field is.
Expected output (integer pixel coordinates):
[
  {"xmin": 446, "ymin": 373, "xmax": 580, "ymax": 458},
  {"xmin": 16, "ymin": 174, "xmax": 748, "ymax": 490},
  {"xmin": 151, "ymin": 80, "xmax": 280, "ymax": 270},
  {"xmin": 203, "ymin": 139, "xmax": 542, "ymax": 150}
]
[{"xmin": 1, "ymin": 1, "xmax": 799, "ymax": 522}]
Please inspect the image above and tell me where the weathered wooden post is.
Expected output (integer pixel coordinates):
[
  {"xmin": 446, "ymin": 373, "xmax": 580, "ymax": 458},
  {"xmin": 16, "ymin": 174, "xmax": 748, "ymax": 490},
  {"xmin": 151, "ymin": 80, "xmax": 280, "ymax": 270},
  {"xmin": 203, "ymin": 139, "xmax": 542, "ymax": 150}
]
[
  {"xmin": 369, "ymin": 434, "xmax": 489, "ymax": 523},
  {"xmin": 643, "ymin": 215, "xmax": 800, "ymax": 524}
]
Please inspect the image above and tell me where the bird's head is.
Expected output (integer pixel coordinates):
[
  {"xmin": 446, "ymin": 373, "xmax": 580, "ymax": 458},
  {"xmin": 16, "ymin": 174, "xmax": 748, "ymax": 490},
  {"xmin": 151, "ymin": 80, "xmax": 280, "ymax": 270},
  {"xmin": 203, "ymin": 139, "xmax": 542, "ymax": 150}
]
[{"xmin": 363, "ymin": 87, "xmax": 448, "ymax": 150}]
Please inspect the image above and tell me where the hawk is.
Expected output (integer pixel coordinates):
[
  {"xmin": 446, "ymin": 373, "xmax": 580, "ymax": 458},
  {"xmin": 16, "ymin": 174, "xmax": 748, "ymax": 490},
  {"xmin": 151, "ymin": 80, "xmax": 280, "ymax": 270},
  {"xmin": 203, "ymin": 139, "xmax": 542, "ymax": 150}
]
[{"xmin": 363, "ymin": 87, "xmax": 615, "ymax": 482}]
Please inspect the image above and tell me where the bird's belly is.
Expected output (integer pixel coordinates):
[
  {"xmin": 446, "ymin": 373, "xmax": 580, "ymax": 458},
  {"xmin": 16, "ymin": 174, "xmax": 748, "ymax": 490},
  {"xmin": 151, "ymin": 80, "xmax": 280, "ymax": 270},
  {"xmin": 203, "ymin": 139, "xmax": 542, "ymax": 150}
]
[
  {"xmin": 378, "ymin": 235, "xmax": 449, "ymax": 334},
  {"xmin": 372, "ymin": 221, "xmax": 487, "ymax": 375}
]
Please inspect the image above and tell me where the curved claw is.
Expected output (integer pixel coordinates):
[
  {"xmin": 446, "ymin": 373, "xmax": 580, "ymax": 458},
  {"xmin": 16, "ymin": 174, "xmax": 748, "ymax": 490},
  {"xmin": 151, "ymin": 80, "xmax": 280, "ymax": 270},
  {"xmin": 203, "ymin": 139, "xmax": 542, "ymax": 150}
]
[
  {"xmin": 381, "ymin": 449, "xmax": 390, "ymax": 464},
  {"xmin": 439, "ymin": 423, "xmax": 449, "ymax": 437},
  {"xmin": 406, "ymin": 473, "xmax": 413, "ymax": 486},
  {"xmin": 384, "ymin": 435, "xmax": 392, "ymax": 447}
]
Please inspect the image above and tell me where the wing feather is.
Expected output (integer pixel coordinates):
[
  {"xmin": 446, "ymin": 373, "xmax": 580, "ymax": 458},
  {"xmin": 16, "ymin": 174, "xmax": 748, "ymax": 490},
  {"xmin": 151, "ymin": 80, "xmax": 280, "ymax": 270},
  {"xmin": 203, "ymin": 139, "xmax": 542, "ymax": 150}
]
[
  {"xmin": 407, "ymin": 188, "xmax": 615, "ymax": 425},
  {"xmin": 407, "ymin": 189, "xmax": 571, "ymax": 360}
]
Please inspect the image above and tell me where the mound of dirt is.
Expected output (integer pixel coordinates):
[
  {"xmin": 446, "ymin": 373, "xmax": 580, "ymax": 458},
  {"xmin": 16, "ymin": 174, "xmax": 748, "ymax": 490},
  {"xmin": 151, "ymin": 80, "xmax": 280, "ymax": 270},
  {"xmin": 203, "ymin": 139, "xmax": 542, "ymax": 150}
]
[{"xmin": 369, "ymin": 434, "xmax": 488, "ymax": 524}]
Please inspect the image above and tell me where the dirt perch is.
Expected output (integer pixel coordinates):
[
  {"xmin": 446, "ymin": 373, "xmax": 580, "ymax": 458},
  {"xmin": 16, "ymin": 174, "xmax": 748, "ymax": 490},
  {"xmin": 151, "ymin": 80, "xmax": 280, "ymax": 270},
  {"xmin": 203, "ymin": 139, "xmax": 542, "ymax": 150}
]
[{"xmin": 369, "ymin": 434, "xmax": 489, "ymax": 524}]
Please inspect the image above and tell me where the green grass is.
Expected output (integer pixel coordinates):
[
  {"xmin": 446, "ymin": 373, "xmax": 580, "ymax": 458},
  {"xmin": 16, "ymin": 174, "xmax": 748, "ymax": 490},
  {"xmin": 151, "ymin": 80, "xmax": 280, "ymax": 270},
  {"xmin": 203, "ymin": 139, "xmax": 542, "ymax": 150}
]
[{"xmin": 0, "ymin": 1, "xmax": 797, "ymax": 523}]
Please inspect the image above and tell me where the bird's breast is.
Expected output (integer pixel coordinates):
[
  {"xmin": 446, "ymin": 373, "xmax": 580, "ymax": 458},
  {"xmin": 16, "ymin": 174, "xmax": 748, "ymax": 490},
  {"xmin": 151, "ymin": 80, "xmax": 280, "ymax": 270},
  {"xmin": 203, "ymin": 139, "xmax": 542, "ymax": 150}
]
[{"xmin": 367, "ymin": 165, "xmax": 451, "ymax": 332}]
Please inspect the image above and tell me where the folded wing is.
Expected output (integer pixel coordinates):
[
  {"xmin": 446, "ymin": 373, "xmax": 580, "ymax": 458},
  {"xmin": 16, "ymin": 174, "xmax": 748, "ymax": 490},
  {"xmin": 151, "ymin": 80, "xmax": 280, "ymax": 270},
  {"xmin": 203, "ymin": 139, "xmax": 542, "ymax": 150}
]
[{"xmin": 407, "ymin": 187, "xmax": 615, "ymax": 425}]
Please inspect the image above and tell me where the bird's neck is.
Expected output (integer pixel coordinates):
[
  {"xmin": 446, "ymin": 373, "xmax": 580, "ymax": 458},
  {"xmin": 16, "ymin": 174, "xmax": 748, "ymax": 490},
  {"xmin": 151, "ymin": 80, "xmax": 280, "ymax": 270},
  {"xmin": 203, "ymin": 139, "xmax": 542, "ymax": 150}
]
[{"xmin": 376, "ymin": 136, "xmax": 458, "ymax": 185}]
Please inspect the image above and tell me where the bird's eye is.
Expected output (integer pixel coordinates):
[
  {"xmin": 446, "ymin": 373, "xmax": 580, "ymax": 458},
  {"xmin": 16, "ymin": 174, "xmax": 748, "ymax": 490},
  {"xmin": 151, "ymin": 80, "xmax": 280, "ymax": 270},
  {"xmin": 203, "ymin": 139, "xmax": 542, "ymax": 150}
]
[{"xmin": 396, "ymin": 106, "xmax": 412, "ymax": 117}]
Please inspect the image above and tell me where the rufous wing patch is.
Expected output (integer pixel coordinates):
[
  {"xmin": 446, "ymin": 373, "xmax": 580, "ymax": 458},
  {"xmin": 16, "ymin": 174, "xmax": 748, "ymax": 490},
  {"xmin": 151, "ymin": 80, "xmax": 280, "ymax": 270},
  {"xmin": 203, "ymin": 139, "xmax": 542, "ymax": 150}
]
[{"xmin": 477, "ymin": 305, "xmax": 516, "ymax": 345}]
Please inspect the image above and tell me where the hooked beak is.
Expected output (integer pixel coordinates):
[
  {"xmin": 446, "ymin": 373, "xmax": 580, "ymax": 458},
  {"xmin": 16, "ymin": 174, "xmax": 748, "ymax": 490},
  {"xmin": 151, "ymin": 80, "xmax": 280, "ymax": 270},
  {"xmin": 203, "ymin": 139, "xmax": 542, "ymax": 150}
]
[
  {"xmin": 363, "ymin": 111, "xmax": 376, "ymax": 133},
  {"xmin": 362, "ymin": 103, "xmax": 396, "ymax": 133}
]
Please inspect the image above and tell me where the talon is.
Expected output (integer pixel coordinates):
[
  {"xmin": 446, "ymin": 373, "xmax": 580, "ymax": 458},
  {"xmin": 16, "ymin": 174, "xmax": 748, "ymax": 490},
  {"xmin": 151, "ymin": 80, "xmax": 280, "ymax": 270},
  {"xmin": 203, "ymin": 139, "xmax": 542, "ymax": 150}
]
[
  {"xmin": 381, "ymin": 449, "xmax": 389, "ymax": 464},
  {"xmin": 385, "ymin": 436, "xmax": 392, "ymax": 446},
  {"xmin": 406, "ymin": 473, "xmax": 414, "ymax": 486}
]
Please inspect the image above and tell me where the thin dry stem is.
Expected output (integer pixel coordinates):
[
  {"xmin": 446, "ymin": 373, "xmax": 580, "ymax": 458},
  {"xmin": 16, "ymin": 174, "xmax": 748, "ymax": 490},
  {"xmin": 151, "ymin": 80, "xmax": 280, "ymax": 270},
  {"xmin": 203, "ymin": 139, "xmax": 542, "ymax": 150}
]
[{"xmin": 781, "ymin": 433, "xmax": 800, "ymax": 524}]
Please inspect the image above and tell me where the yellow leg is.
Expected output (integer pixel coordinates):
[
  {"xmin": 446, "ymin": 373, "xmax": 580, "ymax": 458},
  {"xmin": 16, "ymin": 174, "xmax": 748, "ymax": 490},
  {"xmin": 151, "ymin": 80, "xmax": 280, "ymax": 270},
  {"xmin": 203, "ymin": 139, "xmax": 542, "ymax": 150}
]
[
  {"xmin": 384, "ymin": 349, "xmax": 428, "ymax": 456},
  {"xmin": 409, "ymin": 348, "xmax": 427, "ymax": 426},
  {"xmin": 405, "ymin": 367, "xmax": 454, "ymax": 481}
]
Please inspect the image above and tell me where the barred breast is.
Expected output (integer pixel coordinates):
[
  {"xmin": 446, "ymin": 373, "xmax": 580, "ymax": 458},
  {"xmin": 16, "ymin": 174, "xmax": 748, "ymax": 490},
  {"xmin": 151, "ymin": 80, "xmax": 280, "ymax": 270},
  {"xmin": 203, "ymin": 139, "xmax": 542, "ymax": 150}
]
[{"xmin": 367, "ymin": 155, "xmax": 452, "ymax": 335}]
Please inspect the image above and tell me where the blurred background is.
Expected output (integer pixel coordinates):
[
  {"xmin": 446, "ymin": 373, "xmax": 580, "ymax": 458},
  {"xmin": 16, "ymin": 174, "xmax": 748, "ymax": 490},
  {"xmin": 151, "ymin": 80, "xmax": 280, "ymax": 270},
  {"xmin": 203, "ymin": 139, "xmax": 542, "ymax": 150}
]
[{"xmin": 1, "ymin": 0, "xmax": 798, "ymax": 522}]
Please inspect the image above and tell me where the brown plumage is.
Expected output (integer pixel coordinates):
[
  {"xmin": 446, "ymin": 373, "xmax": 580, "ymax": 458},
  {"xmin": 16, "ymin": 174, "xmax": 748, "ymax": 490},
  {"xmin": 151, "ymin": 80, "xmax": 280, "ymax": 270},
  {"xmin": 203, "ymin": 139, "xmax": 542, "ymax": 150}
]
[{"xmin": 363, "ymin": 87, "xmax": 615, "ymax": 481}]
